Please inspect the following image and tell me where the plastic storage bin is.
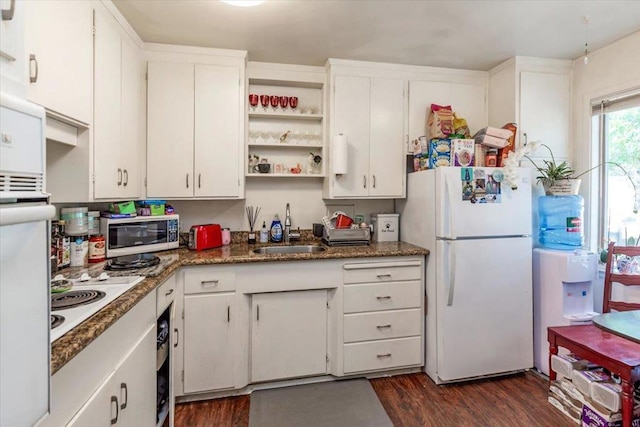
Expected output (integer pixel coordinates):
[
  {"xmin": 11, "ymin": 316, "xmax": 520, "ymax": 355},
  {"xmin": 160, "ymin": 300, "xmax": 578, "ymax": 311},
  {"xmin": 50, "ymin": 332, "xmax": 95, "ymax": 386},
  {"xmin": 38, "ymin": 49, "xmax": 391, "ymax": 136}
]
[{"xmin": 538, "ymin": 195, "xmax": 584, "ymax": 250}]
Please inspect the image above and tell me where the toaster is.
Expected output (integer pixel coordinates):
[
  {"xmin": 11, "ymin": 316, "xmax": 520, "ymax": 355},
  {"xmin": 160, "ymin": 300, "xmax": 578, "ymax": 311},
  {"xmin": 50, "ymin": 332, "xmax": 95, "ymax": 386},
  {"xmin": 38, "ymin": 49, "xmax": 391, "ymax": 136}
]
[{"xmin": 188, "ymin": 224, "xmax": 222, "ymax": 251}]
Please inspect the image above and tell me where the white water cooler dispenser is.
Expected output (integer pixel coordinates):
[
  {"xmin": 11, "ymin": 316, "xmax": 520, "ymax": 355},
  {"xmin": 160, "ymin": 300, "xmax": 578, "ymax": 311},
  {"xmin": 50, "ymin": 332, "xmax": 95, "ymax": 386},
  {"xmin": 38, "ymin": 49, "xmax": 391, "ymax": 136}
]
[{"xmin": 533, "ymin": 248, "xmax": 598, "ymax": 375}]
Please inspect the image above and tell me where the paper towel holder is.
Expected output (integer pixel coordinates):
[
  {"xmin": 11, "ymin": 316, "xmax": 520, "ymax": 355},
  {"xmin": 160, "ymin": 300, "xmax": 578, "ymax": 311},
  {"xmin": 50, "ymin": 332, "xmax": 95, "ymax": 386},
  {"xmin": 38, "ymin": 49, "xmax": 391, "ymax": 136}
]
[{"xmin": 332, "ymin": 133, "xmax": 348, "ymax": 175}]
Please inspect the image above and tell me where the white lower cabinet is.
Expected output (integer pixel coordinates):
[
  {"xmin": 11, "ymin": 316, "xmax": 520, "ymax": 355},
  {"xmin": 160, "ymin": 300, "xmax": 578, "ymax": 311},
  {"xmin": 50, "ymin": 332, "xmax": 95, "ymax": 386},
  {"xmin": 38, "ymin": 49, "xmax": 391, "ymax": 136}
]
[
  {"xmin": 251, "ymin": 290, "xmax": 328, "ymax": 383},
  {"xmin": 66, "ymin": 325, "xmax": 155, "ymax": 427},
  {"xmin": 183, "ymin": 293, "xmax": 235, "ymax": 393},
  {"xmin": 340, "ymin": 259, "xmax": 424, "ymax": 375}
]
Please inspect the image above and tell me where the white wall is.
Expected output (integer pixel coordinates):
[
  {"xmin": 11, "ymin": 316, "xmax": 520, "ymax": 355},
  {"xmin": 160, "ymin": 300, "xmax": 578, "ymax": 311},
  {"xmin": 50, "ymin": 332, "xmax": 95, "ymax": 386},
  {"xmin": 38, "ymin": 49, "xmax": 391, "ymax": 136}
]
[
  {"xmin": 169, "ymin": 181, "xmax": 394, "ymax": 232},
  {"xmin": 571, "ymin": 30, "xmax": 640, "ymax": 250}
]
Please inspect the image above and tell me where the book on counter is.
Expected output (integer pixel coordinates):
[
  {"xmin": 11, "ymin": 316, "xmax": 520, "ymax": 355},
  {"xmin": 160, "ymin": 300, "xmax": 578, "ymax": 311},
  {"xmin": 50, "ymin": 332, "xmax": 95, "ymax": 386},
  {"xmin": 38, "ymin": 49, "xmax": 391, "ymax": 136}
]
[{"xmin": 100, "ymin": 211, "xmax": 137, "ymax": 218}]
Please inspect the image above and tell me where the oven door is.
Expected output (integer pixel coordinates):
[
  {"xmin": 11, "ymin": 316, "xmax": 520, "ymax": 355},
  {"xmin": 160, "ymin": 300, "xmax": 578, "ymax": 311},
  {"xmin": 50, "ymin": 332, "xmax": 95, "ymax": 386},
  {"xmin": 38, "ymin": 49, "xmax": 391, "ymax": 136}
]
[
  {"xmin": 105, "ymin": 218, "xmax": 178, "ymax": 257},
  {"xmin": 0, "ymin": 202, "xmax": 55, "ymax": 426}
]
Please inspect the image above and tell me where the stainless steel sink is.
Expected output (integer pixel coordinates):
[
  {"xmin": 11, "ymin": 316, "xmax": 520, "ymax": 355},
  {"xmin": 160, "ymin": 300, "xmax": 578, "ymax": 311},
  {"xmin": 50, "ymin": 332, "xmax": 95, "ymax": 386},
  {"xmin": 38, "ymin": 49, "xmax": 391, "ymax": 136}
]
[{"xmin": 252, "ymin": 245, "xmax": 327, "ymax": 255}]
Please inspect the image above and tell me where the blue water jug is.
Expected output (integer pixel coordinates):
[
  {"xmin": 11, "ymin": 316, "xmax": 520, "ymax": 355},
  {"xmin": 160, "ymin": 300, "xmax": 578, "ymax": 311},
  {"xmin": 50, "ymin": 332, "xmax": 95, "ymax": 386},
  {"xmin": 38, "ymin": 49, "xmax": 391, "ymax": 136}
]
[{"xmin": 538, "ymin": 195, "xmax": 584, "ymax": 250}]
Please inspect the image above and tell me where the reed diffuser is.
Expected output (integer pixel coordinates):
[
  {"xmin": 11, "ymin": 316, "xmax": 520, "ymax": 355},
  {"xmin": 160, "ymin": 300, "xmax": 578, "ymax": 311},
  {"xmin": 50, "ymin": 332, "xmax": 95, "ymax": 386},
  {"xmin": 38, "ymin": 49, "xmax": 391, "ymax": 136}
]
[{"xmin": 246, "ymin": 205, "xmax": 260, "ymax": 244}]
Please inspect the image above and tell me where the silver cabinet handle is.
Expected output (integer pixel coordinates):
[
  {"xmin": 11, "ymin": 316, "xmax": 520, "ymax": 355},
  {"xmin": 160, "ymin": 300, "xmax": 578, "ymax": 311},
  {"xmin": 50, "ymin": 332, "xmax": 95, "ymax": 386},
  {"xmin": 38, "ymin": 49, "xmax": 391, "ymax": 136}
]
[
  {"xmin": 198, "ymin": 173, "xmax": 201, "ymax": 188},
  {"xmin": 29, "ymin": 54, "xmax": 38, "ymax": 83},
  {"xmin": 110, "ymin": 396, "xmax": 119, "ymax": 424},
  {"xmin": 120, "ymin": 383, "xmax": 127, "ymax": 409},
  {"xmin": 376, "ymin": 274, "xmax": 392, "ymax": 279},
  {"xmin": 376, "ymin": 296, "xmax": 391, "ymax": 300},
  {"xmin": 123, "ymin": 169, "xmax": 128, "ymax": 187},
  {"xmin": 186, "ymin": 173, "xmax": 189, "ymax": 188},
  {"xmin": 173, "ymin": 328, "xmax": 179, "ymax": 348},
  {"xmin": 117, "ymin": 168, "xmax": 122, "ymax": 186},
  {"xmin": 201, "ymin": 279, "xmax": 219, "ymax": 286},
  {"xmin": 376, "ymin": 324, "xmax": 392, "ymax": 329},
  {"xmin": 227, "ymin": 305, "xmax": 230, "ymax": 322},
  {"xmin": 377, "ymin": 353, "xmax": 392, "ymax": 358},
  {"xmin": 2, "ymin": 0, "xmax": 15, "ymax": 20},
  {"xmin": 363, "ymin": 175, "xmax": 367, "ymax": 188},
  {"xmin": 165, "ymin": 288, "xmax": 174, "ymax": 296},
  {"xmin": 373, "ymin": 174, "xmax": 376, "ymax": 188}
]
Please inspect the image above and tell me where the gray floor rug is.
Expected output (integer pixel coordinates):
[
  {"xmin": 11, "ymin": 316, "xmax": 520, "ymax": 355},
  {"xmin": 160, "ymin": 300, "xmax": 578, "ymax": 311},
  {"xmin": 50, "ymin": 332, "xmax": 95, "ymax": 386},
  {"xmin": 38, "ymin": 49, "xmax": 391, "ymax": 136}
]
[{"xmin": 249, "ymin": 379, "xmax": 393, "ymax": 427}]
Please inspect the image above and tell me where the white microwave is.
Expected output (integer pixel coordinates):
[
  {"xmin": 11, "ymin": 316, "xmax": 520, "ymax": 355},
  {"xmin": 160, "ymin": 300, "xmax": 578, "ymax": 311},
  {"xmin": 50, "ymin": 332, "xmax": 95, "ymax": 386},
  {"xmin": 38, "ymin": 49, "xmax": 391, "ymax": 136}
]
[{"xmin": 100, "ymin": 214, "xmax": 180, "ymax": 258}]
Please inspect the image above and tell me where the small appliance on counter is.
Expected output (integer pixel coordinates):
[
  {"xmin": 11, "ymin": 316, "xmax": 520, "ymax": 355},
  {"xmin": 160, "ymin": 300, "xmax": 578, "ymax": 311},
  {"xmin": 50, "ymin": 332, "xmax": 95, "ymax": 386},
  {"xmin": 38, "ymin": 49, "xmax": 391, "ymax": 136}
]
[{"xmin": 188, "ymin": 224, "xmax": 223, "ymax": 251}]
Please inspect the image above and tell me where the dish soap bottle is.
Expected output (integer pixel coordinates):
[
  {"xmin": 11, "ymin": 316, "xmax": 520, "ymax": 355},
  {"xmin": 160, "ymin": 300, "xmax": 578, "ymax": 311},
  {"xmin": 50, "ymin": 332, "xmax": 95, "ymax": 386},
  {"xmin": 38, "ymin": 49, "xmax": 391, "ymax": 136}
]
[
  {"xmin": 270, "ymin": 214, "xmax": 283, "ymax": 243},
  {"xmin": 259, "ymin": 221, "xmax": 269, "ymax": 243}
]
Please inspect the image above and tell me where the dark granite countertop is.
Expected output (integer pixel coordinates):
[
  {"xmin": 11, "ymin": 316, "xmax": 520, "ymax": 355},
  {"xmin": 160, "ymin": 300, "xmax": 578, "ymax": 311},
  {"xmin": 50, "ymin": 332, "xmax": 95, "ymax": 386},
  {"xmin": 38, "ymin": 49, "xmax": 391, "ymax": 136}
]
[{"xmin": 51, "ymin": 240, "xmax": 428, "ymax": 374}]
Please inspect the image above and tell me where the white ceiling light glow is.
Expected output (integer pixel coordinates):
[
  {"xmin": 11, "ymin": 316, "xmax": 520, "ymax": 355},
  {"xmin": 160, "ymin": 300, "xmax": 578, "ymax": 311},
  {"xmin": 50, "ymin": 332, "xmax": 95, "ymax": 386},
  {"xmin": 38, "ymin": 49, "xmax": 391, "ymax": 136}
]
[{"xmin": 220, "ymin": 0, "xmax": 265, "ymax": 7}]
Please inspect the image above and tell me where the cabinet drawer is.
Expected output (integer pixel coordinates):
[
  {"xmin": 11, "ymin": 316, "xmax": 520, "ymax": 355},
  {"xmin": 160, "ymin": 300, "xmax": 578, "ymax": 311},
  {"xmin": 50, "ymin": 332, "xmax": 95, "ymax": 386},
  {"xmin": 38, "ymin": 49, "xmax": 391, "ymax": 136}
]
[
  {"xmin": 156, "ymin": 274, "xmax": 176, "ymax": 315},
  {"xmin": 343, "ymin": 336, "xmax": 421, "ymax": 374},
  {"xmin": 184, "ymin": 266, "xmax": 236, "ymax": 294},
  {"xmin": 343, "ymin": 309, "xmax": 421, "ymax": 343},
  {"xmin": 343, "ymin": 260, "xmax": 421, "ymax": 284},
  {"xmin": 343, "ymin": 281, "xmax": 421, "ymax": 313}
]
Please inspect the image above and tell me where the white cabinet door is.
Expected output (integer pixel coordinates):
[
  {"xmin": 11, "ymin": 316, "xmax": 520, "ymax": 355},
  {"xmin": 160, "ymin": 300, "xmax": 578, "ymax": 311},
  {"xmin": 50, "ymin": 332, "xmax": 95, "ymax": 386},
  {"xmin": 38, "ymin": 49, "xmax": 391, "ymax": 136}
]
[
  {"xmin": 0, "ymin": 0, "xmax": 25, "ymax": 91},
  {"xmin": 520, "ymin": 71, "xmax": 570, "ymax": 161},
  {"xmin": 147, "ymin": 61, "xmax": 195, "ymax": 198},
  {"xmin": 67, "ymin": 326, "xmax": 155, "ymax": 427},
  {"xmin": 24, "ymin": 0, "xmax": 92, "ymax": 124},
  {"xmin": 332, "ymin": 75, "xmax": 370, "ymax": 198},
  {"xmin": 116, "ymin": 326, "xmax": 156, "ymax": 427},
  {"xmin": 369, "ymin": 78, "xmax": 405, "ymax": 197},
  {"xmin": 183, "ymin": 293, "xmax": 235, "ymax": 393},
  {"xmin": 194, "ymin": 64, "xmax": 241, "ymax": 198},
  {"xmin": 93, "ymin": 6, "xmax": 122, "ymax": 199},
  {"xmin": 119, "ymin": 36, "xmax": 143, "ymax": 199},
  {"xmin": 251, "ymin": 290, "xmax": 328, "ymax": 382}
]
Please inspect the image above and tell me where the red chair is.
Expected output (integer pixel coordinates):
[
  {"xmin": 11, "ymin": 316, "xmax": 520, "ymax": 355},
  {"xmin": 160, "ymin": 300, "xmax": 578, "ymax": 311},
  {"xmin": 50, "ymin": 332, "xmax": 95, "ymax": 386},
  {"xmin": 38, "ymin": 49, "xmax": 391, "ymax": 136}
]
[{"xmin": 602, "ymin": 241, "xmax": 640, "ymax": 313}]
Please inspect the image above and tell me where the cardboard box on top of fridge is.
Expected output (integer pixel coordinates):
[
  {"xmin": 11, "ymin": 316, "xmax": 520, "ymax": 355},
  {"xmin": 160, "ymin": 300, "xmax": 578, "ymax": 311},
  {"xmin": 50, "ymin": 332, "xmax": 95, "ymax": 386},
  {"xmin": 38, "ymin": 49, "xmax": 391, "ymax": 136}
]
[
  {"xmin": 371, "ymin": 214, "xmax": 399, "ymax": 242},
  {"xmin": 451, "ymin": 139, "xmax": 475, "ymax": 167},
  {"xmin": 581, "ymin": 399, "xmax": 640, "ymax": 427}
]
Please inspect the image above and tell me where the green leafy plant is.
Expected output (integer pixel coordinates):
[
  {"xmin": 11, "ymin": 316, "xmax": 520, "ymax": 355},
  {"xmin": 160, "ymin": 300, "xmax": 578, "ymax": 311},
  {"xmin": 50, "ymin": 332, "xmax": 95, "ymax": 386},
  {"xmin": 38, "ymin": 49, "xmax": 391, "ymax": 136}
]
[{"xmin": 524, "ymin": 143, "xmax": 638, "ymax": 213}]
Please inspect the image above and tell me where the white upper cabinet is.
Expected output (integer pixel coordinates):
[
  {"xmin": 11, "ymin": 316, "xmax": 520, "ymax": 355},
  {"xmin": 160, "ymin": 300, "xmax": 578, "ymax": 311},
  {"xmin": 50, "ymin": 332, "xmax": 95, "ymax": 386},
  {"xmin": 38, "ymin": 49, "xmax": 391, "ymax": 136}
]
[
  {"xmin": 24, "ymin": 0, "xmax": 92, "ymax": 125},
  {"xmin": 326, "ymin": 69, "xmax": 406, "ymax": 199},
  {"xmin": 408, "ymin": 80, "xmax": 487, "ymax": 142},
  {"xmin": 0, "ymin": 0, "xmax": 25, "ymax": 96},
  {"xmin": 488, "ymin": 57, "xmax": 571, "ymax": 162},
  {"xmin": 146, "ymin": 49, "xmax": 246, "ymax": 200},
  {"xmin": 93, "ymin": 5, "xmax": 143, "ymax": 200}
]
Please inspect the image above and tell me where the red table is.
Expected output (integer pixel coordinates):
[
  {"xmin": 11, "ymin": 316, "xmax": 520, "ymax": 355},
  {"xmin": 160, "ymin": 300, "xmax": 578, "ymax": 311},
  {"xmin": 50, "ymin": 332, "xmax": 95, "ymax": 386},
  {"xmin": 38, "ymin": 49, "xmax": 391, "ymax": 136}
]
[{"xmin": 548, "ymin": 324, "xmax": 640, "ymax": 427}]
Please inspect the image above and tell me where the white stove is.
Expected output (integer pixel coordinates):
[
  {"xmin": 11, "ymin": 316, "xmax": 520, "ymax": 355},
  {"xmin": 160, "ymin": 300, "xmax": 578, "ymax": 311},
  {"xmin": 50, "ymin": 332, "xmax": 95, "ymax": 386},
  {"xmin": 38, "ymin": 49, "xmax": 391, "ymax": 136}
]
[{"xmin": 50, "ymin": 274, "xmax": 144, "ymax": 342}]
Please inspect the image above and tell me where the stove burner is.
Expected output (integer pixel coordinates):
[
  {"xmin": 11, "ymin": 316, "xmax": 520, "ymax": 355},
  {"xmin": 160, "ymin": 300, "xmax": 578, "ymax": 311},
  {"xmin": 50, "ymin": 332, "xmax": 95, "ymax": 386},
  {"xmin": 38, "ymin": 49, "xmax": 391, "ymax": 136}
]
[
  {"xmin": 51, "ymin": 314, "xmax": 65, "ymax": 329},
  {"xmin": 105, "ymin": 253, "xmax": 160, "ymax": 271},
  {"xmin": 51, "ymin": 290, "xmax": 106, "ymax": 311}
]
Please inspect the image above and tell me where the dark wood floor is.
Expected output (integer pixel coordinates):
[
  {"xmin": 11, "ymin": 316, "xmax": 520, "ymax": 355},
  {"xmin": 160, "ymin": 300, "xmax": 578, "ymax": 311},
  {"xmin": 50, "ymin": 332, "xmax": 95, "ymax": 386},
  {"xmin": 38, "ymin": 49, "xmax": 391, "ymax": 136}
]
[{"xmin": 174, "ymin": 371, "xmax": 575, "ymax": 427}]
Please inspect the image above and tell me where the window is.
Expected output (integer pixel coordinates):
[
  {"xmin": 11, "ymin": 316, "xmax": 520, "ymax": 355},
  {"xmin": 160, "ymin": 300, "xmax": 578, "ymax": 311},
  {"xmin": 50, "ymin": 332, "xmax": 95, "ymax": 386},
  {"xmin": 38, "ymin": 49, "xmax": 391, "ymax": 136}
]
[{"xmin": 591, "ymin": 91, "xmax": 640, "ymax": 248}]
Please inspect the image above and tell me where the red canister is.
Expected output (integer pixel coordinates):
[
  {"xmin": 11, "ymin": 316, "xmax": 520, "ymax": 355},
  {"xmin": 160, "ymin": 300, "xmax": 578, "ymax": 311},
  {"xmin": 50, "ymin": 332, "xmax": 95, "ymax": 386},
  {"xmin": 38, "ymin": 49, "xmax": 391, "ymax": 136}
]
[{"xmin": 88, "ymin": 234, "xmax": 106, "ymax": 263}]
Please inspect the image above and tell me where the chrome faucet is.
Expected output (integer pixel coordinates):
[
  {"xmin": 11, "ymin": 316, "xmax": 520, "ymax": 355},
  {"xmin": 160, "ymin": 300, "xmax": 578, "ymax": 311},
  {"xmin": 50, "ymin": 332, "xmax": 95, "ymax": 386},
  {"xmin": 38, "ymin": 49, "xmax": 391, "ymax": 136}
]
[{"xmin": 284, "ymin": 203, "xmax": 292, "ymax": 244}]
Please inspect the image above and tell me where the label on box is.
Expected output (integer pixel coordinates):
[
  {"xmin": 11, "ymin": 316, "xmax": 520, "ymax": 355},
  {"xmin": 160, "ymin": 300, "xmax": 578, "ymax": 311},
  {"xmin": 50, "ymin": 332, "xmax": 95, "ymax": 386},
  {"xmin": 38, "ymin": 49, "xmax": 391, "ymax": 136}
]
[
  {"xmin": 452, "ymin": 139, "xmax": 475, "ymax": 167},
  {"xmin": 428, "ymin": 138, "xmax": 451, "ymax": 168}
]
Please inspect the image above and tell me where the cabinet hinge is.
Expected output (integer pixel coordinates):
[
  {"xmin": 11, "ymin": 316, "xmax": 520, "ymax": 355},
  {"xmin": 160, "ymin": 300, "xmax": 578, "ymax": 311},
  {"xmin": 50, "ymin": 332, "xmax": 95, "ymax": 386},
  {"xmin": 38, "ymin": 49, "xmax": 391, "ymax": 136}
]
[
  {"xmin": 326, "ymin": 355, "xmax": 329, "ymax": 363},
  {"xmin": 182, "ymin": 308, "xmax": 184, "ymax": 320},
  {"xmin": 326, "ymin": 301, "xmax": 329, "ymax": 309},
  {"xmin": 92, "ymin": 173, "xmax": 95, "ymax": 184},
  {"xmin": 145, "ymin": 73, "xmax": 148, "ymax": 82},
  {"xmin": 181, "ymin": 370, "xmax": 184, "ymax": 382},
  {"xmin": 92, "ymin": 25, "xmax": 96, "ymax": 36},
  {"xmin": 144, "ymin": 177, "xmax": 147, "ymax": 187}
]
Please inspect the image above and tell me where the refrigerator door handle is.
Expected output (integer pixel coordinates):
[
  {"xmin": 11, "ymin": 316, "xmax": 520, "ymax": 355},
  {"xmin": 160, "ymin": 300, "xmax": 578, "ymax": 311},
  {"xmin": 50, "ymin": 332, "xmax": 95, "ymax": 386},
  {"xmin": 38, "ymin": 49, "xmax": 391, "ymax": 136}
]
[
  {"xmin": 446, "ymin": 241, "xmax": 456, "ymax": 306},
  {"xmin": 0, "ymin": 204, "xmax": 55, "ymax": 226},
  {"xmin": 443, "ymin": 173, "xmax": 455, "ymax": 239}
]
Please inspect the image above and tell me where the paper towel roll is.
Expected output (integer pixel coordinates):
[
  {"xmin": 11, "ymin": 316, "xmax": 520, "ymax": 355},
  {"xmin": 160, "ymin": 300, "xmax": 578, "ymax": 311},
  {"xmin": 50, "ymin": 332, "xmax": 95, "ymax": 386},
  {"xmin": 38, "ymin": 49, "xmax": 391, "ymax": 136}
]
[{"xmin": 332, "ymin": 133, "xmax": 348, "ymax": 174}]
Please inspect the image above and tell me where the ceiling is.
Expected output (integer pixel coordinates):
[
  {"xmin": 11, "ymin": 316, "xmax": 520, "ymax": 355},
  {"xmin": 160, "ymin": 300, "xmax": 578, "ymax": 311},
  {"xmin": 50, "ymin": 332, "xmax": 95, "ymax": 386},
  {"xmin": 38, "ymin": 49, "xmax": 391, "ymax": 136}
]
[{"xmin": 113, "ymin": 0, "xmax": 640, "ymax": 71}]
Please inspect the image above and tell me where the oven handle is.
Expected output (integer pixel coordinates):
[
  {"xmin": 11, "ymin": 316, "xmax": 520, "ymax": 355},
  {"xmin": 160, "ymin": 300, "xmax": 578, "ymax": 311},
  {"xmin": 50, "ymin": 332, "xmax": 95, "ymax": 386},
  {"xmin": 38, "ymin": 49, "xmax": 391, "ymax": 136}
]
[{"xmin": 0, "ymin": 205, "xmax": 55, "ymax": 226}]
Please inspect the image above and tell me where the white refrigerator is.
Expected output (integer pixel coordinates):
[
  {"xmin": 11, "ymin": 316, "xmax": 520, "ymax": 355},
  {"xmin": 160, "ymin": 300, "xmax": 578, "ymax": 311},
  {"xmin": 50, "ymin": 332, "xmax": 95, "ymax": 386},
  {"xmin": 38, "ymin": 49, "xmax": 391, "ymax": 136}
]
[{"xmin": 398, "ymin": 167, "xmax": 534, "ymax": 384}]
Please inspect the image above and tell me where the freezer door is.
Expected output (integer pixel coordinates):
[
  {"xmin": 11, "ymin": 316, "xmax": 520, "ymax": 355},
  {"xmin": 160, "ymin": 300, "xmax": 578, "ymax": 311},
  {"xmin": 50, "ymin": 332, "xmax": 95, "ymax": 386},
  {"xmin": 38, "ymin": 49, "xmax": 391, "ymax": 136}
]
[
  {"xmin": 435, "ymin": 237, "xmax": 533, "ymax": 382},
  {"xmin": 436, "ymin": 167, "xmax": 532, "ymax": 238}
]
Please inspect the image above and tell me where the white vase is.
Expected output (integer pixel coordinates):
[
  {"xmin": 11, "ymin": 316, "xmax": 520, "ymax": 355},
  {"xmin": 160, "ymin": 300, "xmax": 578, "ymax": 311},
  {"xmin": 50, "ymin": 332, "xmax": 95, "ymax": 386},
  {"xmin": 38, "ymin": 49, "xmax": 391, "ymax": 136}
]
[{"xmin": 544, "ymin": 179, "xmax": 581, "ymax": 196}]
